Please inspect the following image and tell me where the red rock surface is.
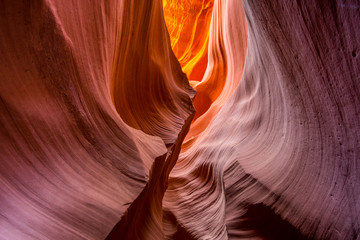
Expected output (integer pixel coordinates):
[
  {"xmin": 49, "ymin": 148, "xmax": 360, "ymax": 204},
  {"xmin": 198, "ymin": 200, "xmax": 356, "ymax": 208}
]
[{"xmin": 1, "ymin": 0, "xmax": 360, "ymax": 239}]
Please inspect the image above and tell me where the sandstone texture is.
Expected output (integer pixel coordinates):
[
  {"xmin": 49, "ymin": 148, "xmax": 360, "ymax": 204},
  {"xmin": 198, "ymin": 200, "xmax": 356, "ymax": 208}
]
[{"xmin": 0, "ymin": 0, "xmax": 359, "ymax": 239}]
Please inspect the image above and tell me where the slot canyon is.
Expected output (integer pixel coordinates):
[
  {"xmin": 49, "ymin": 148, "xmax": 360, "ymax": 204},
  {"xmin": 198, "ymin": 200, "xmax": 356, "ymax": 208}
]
[{"xmin": 0, "ymin": 0, "xmax": 359, "ymax": 239}]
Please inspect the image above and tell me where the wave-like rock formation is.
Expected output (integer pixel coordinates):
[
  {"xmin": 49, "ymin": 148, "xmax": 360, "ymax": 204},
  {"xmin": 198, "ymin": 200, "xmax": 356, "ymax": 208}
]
[
  {"xmin": 0, "ymin": 0, "xmax": 193, "ymax": 239},
  {"xmin": 1, "ymin": 0, "xmax": 359, "ymax": 240},
  {"xmin": 165, "ymin": 1, "xmax": 360, "ymax": 239},
  {"xmin": 183, "ymin": 0, "xmax": 247, "ymax": 148}
]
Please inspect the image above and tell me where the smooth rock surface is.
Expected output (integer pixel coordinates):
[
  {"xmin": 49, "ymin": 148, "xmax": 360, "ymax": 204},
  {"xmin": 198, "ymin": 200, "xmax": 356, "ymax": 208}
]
[
  {"xmin": 1, "ymin": 0, "xmax": 359, "ymax": 239},
  {"xmin": 165, "ymin": 1, "xmax": 360, "ymax": 239}
]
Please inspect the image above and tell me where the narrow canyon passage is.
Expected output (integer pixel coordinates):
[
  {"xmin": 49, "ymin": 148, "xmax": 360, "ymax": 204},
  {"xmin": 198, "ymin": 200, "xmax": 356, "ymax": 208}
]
[
  {"xmin": 0, "ymin": 0, "xmax": 360, "ymax": 240},
  {"xmin": 163, "ymin": 0, "xmax": 248, "ymax": 150}
]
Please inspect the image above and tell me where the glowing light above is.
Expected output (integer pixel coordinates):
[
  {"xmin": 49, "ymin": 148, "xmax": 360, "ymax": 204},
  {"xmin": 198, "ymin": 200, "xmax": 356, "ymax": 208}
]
[{"xmin": 163, "ymin": 0, "xmax": 214, "ymax": 82}]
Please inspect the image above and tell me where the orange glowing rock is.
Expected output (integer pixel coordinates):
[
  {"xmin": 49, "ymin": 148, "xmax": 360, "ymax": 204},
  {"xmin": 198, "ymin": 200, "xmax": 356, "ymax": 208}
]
[
  {"xmin": 163, "ymin": 0, "xmax": 247, "ymax": 149},
  {"xmin": 168, "ymin": 0, "xmax": 248, "ymax": 148},
  {"xmin": 163, "ymin": 0, "xmax": 214, "ymax": 81}
]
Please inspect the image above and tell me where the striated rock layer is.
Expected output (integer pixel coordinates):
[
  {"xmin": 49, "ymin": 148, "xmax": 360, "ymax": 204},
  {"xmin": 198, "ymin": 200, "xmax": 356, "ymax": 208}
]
[
  {"xmin": 0, "ymin": 0, "xmax": 194, "ymax": 239},
  {"xmin": 1, "ymin": 0, "xmax": 360, "ymax": 240},
  {"xmin": 165, "ymin": 0, "xmax": 360, "ymax": 239}
]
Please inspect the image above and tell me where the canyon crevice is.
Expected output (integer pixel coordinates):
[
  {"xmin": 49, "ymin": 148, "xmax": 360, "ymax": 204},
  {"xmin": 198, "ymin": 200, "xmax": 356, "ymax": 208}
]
[{"xmin": 0, "ymin": 0, "xmax": 359, "ymax": 240}]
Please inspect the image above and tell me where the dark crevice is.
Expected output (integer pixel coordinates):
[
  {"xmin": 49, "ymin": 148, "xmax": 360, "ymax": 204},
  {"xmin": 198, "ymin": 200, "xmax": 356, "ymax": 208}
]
[
  {"xmin": 242, "ymin": 203, "xmax": 310, "ymax": 240},
  {"xmin": 105, "ymin": 109, "xmax": 195, "ymax": 240}
]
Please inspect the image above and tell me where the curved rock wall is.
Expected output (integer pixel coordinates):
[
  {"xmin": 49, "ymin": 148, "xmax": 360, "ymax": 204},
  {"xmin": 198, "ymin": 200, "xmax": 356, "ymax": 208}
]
[
  {"xmin": 0, "ymin": 0, "xmax": 193, "ymax": 239},
  {"xmin": 165, "ymin": 0, "xmax": 360, "ymax": 239},
  {"xmin": 0, "ymin": 0, "xmax": 359, "ymax": 239}
]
